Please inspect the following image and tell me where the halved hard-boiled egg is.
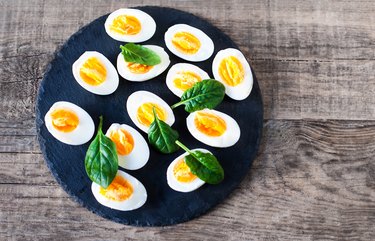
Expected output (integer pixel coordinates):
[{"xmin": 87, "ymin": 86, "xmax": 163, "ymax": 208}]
[
  {"xmin": 166, "ymin": 63, "xmax": 210, "ymax": 97},
  {"xmin": 186, "ymin": 109, "xmax": 240, "ymax": 148},
  {"xmin": 105, "ymin": 123, "xmax": 149, "ymax": 170},
  {"xmin": 212, "ymin": 48, "xmax": 253, "ymax": 100},
  {"xmin": 117, "ymin": 45, "xmax": 170, "ymax": 82},
  {"xmin": 164, "ymin": 24, "xmax": 214, "ymax": 62},
  {"xmin": 104, "ymin": 8, "xmax": 156, "ymax": 43},
  {"xmin": 72, "ymin": 51, "xmax": 119, "ymax": 95},
  {"xmin": 167, "ymin": 148, "xmax": 207, "ymax": 192},
  {"xmin": 127, "ymin": 91, "xmax": 175, "ymax": 133},
  {"xmin": 44, "ymin": 101, "xmax": 95, "ymax": 145},
  {"xmin": 91, "ymin": 170, "xmax": 147, "ymax": 211}
]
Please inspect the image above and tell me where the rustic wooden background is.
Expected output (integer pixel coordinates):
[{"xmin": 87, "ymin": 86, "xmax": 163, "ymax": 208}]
[{"xmin": 1, "ymin": 0, "xmax": 374, "ymax": 240}]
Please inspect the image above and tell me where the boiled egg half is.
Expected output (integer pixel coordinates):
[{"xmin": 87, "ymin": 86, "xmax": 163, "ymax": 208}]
[
  {"xmin": 167, "ymin": 148, "xmax": 208, "ymax": 192},
  {"xmin": 104, "ymin": 8, "xmax": 156, "ymax": 43},
  {"xmin": 44, "ymin": 101, "xmax": 95, "ymax": 145},
  {"xmin": 164, "ymin": 24, "xmax": 214, "ymax": 62},
  {"xmin": 186, "ymin": 109, "xmax": 240, "ymax": 148},
  {"xmin": 117, "ymin": 45, "xmax": 170, "ymax": 82},
  {"xmin": 212, "ymin": 48, "xmax": 253, "ymax": 100},
  {"xmin": 105, "ymin": 123, "xmax": 150, "ymax": 170},
  {"xmin": 91, "ymin": 170, "xmax": 147, "ymax": 211},
  {"xmin": 166, "ymin": 63, "xmax": 210, "ymax": 97},
  {"xmin": 72, "ymin": 51, "xmax": 119, "ymax": 95},
  {"xmin": 127, "ymin": 91, "xmax": 175, "ymax": 133}
]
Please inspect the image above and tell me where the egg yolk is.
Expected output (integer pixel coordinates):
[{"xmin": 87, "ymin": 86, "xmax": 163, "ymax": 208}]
[
  {"xmin": 173, "ymin": 158, "xmax": 197, "ymax": 183},
  {"xmin": 127, "ymin": 62, "xmax": 153, "ymax": 74},
  {"xmin": 108, "ymin": 129, "xmax": 134, "ymax": 156},
  {"xmin": 173, "ymin": 71, "xmax": 202, "ymax": 91},
  {"xmin": 172, "ymin": 32, "xmax": 201, "ymax": 55},
  {"xmin": 110, "ymin": 15, "xmax": 141, "ymax": 35},
  {"xmin": 194, "ymin": 111, "xmax": 227, "ymax": 136},
  {"xmin": 50, "ymin": 108, "xmax": 79, "ymax": 133},
  {"xmin": 99, "ymin": 175, "xmax": 133, "ymax": 202},
  {"xmin": 137, "ymin": 103, "xmax": 166, "ymax": 127},
  {"xmin": 79, "ymin": 57, "xmax": 107, "ymax": 86},
  {"xmin": 218, "ymin": 56, "xmax": 244, "ymax": 87}
]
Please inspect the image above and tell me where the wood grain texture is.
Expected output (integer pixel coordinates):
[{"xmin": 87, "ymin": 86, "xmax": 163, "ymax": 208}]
[
  {"xmin": 1, "ymin": 120, "xmax": 375, "ymax": 240},
  {"xmin": 0, "ymin": 0, "xmax": 374, "ymax": 240},
  {"xmin": 1, "ymin": 0, "xmax": 374, "ymax": 121}
]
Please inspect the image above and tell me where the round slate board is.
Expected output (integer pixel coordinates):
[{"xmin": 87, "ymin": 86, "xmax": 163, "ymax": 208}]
[{"xmin": 36, "ymin": 6, "xmax": 263, "ymax": 226}]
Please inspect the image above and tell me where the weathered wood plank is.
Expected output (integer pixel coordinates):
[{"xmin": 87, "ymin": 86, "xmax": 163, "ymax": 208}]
[
  {"xmin": 255, "ymin": 59, "xmax": 375, "ymax": 120},
  {"xmin": 1, "ymin": 54, "xmax": 375, "ymax": 122},
  {"xmin": 0, "ymin": 119, "xmax": 39, "ymax": 153},
  {"xmin": 0, "ymin": 153, "xmax": 53, "ymax": 185},
  {"xmin": 2, "ymin": 119, "xmax": 375, "ymax": 184},
  {"xmin": 1, "ymin": 0, "xmax": 374, "ymax": 61},
  {"xmin": 2, "ymin": 68, "xmax": 375, "ymax": 153},
  {"xmin": 1, "ymin": 181, "xmax": 373, "ymax": 241},
  {"xmin": 0, "ymin": 120, "xmax": 374, "ymax": 240},
  {"xmin": 1, "ymin": 0, "xmax": 374, "ymax": 120}
]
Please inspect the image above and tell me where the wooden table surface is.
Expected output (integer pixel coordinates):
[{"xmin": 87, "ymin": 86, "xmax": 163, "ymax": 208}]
[{"xmin": 1, "ymin": 0, "xmax": 374, "ymax": 240}]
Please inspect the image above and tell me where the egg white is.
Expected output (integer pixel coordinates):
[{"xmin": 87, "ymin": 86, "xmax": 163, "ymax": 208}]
[
  {"xmin": 105, "ymin": 123, "xmax": 150, "ymax": 170},
  {"xmin": 164, "ymin": 24, "xmax": 214, "ymax": 62},
  {"xmin": 212, "ymin": 48, "xmax": 253, "ymax": 100},
  {"xmin": 44, "ymin": 101, "xmax": 95, "ymax": 145},
  {"xmin": 91, "ymin": 170, "xmax": 147, "ymax": 211},
  {"xmin": 117, "ymin": 45, "xmax": 170, "ymax": 82},
  {"xmin": 186, "ymin": 109, "xmax": 240, "ymax": 148},
  {"xmin": 126, "ymin": 91, "xmax": 175, "ymax": 133},
  {"xmin": 104, "ymin": 8, "xmax": 156, "ymax": 43},
  {"xmin": 72, "ymin": 51, "xmax": 119, "ymax": 95},
  {"xmin": 167, "ymin": 148, "xmax": 207, "ymax": 192},
  {"xmin": 166, "ymin": 63, "xmax": 210, "ymax": 97}
]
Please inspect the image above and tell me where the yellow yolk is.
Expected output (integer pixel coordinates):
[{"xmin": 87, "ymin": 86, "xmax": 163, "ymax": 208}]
[
  {"xmin": 50, "ymin": 108, "xmax": 79, "ymax": 133},
  {"xmin": 108, "ymin": 129, "xmax": 134, "ymax": 156},
  {"xmin": 79, "ymin": 57, "xmax": 107, "ymax": 86},
  {"xmin": 194, "ymin": 111, "xmax": 227, "ymax": 136},
  {"xmin": 127, "ymin": 62, "xmax": 153, "ymax": 74},
  {"xmin": 172, "ymin": 32, "xmax": 201, "ymax": 55},
  {"xmin": 173, "ymin": 158, "xmax": 197, "ymax": 183},
  {"xmin": 99, "ymin": 175, "xmax": 133, "ymax": 202},
  {"xmin": 137, "ymin": 103, "xmax": 166, "ymax": 127},
  {"xmin": 218, "ymin": 56, "xmax": 244, "ymax": 86},
  {"xmin": 173, "ymin": 71, "xmax": 202, "ymax": 91},
  {"xmin": 110, "ymin": 15, "xmax": 141, "ymax": 35}
]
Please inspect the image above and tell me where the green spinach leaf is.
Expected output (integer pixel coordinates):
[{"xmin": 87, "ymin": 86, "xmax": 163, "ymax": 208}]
[
  {"xmin": 120, "ymin": 43, "xmax": 161, "ymax": 66},
  {"xmin": 175, "ymin": 140, "xmax": 224, "ymax": 184},
  {"xmin": 171, "ymin": 79, "xmax": 225, "ymax": 113},
  {"xmin": 85, "ymin": 116, "xmax": 118, "ymax": 188},
  {"xmin": 148, "ymin": 107, "xmax": 179, "ymax": 154}
]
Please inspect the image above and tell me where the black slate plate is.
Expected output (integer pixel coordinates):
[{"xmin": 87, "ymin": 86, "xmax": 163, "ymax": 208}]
[{"xmin": 36, "ymin": 6, "xmax": 263, "ymax": 226}]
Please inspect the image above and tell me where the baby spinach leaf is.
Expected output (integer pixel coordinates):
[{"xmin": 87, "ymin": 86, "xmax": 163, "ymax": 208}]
[
  {"xmin": 85, "ymin": 116, "xmax": 118, "ymax": 188},
  {"xmin": 120, "ymin": 43, "xmax": 161, "ymax": 66},
  {"xmin": 171, "ymin": 79, "xmax": 225, "ymax": 113},
  {"xmin": 175, "ymin": 141, "xmax": 224, "ymax": 184},
  {"xmin": 148, "ymin": 107, "xmax": 179, "ymax": 154}
]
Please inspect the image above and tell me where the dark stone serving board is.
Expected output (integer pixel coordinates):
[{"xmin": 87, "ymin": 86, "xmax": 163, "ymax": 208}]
[{"xmin": 35, "ymin": 6, "xmax": 263, "ymax": 226}]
